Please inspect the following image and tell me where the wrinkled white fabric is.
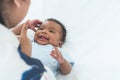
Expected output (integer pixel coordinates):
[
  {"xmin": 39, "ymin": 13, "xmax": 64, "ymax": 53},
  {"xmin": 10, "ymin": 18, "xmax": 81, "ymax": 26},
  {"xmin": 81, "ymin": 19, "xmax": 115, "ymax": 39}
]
[{"xmin": 0, "ymin": 24, "xmax": 31, "ymax": 80}]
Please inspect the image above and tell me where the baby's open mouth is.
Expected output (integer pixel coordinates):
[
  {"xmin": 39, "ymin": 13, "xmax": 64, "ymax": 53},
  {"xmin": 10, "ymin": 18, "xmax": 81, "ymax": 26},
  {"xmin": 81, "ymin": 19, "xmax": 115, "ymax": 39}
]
[{"xmin": 38, "ymin": 35, "xmax": 49, "ymax": 41}]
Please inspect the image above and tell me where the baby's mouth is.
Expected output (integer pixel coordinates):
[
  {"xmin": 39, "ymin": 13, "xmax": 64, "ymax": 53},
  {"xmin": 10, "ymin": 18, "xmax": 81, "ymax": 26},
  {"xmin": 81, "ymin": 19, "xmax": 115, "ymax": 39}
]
[{"xmin": 38, "ymin": 35, "xmax": 49, "ymax": 41}]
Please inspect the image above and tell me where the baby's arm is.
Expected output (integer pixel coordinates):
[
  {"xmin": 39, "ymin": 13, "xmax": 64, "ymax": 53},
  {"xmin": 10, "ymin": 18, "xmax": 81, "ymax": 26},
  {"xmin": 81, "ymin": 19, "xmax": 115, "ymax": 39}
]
[
  {"xmin": 12, "ymin": 19, "xmax": 42, "ymax": 56},
  {"xmin": 12, "ymin": 20, "xmax": 32, "ymax": 56},
  {"xmin": 50, "ymin": 47, "xmax": 72, "ymax": 75},
  {"xmin": 20, "ymin": 20, "xmax": 32, "ymax": 56}
]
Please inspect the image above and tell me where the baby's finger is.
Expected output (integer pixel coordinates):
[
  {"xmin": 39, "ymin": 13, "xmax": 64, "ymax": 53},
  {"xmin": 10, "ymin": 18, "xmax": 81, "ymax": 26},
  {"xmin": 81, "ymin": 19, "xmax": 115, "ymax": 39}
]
[
  {"xmin": 23, "ymin": 20, "xmax": 30, "ymax": 29},
  {"xmin": 21, "ymin": 20, "xmax": 30, "ymax": 34},
  {"xmin": 29, "ymin": 19, "xmax": 42, "ymax": 31},
  {"xmin": 50, "ymin": 51, "xmax": 58, "ymax": 59},
  {"xmin": 53, "ymin": 47, "xmax": 61, "ymax": 54},
  {"xmin": 29, "ymin": 19, "xmax": 42, "ymax": 26}
]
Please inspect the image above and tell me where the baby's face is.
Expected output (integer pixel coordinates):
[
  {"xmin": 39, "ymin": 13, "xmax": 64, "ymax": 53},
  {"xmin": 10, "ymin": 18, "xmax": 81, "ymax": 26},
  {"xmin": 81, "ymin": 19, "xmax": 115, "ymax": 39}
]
[{"xmin": 34, "ymin": 20, "xmax": 63, "ymax": 47}]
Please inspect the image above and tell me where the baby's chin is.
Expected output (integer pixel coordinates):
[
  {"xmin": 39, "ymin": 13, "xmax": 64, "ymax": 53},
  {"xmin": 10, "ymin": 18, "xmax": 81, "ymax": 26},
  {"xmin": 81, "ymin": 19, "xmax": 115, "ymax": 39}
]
[
  {"xmin": 37, "ymin": 42, "xmax": 48, "ymax": 45},
  {"xmin": 35, "ymin": 41, "xmax": 59, "ymax": 47}
]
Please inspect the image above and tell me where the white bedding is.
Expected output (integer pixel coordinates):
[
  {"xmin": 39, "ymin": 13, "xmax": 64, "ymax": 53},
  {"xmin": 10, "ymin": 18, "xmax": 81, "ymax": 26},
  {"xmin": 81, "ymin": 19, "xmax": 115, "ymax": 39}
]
[
  {"xmin": 56, "ymin": 63, "xmax": 80, "ymax": 80},
  {"xmin": 25, "ymin": 1, "xmax": 120, "ymax": 79},
  {"xmin": 27, "ymin": 28, "xmax": 120, "ymax": 80}
]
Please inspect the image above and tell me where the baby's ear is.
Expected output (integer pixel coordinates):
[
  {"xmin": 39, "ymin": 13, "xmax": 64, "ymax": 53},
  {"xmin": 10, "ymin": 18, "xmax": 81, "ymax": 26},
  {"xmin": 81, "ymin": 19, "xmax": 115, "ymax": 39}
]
[{"xmin": 58, "ymin": 41, "xmax": 63, "ymax": 47}]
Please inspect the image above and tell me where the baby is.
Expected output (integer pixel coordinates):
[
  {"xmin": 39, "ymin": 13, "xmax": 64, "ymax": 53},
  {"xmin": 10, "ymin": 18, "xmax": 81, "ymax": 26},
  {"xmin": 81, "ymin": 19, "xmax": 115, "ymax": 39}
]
[{"xmin": 12, "ymin": 18, "xmax": 74, "ymax": 76}]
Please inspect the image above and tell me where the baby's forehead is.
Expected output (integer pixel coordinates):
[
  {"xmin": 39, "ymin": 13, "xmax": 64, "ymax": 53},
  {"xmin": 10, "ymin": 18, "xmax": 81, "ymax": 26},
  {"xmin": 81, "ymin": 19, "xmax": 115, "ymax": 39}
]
[
  {"xmin": 41, "ymin": 21, "xmax": 62, "ymax": 30},
  {"xmin": 42, "ymin": 20, "xmax": 57, "ymax": 25},
  {"xmin": 40, "ymin": 21, "xmax": 63, "ymax": 33}
]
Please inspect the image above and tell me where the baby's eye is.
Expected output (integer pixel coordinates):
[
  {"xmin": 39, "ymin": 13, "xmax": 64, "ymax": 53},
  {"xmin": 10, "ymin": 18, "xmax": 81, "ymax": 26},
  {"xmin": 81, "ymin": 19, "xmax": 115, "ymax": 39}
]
[{"xmin": 49, "ymin": 30, "xmax": 55, "ymax": 33}]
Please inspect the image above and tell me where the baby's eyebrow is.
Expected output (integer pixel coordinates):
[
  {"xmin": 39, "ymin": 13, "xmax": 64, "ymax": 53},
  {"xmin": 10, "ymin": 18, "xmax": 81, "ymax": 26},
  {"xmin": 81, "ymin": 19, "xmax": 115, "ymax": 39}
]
[{"xmin": 49, "ymin": 27, "xmax": 56, "ymax": 31}]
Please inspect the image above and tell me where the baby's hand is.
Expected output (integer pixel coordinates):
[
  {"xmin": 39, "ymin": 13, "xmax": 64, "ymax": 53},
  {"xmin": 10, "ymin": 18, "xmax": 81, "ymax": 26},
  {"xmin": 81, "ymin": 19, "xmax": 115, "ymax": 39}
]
[
  {"xmin": 50, "ymin": 47, "xmax": 65, "ymax": 64},
  {"xmin": 21, "ymin": 20, "xmax": 30, "ymax": 36},
  {"xmin": 28, "ymin": 19, "xmax": 42, "ymax": 32}
]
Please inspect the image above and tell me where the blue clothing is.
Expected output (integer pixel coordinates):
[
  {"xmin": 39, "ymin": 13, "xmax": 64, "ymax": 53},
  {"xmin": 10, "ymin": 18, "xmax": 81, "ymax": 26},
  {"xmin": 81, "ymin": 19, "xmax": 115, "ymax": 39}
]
[
  {"xmin": 18, "ymin": 46, "xmax": 46, "ymax": 80},
  {"xmin": 31, "ymin": 42, "xmax": 74, "ymax": 75}
]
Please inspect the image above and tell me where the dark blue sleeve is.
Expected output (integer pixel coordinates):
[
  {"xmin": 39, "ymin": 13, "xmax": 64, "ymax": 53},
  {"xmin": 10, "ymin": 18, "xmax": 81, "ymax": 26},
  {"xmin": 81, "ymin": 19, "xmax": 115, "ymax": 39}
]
[{"xmin": 18, "ymin": 45, "xmax": 46, "ymax": 80}]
